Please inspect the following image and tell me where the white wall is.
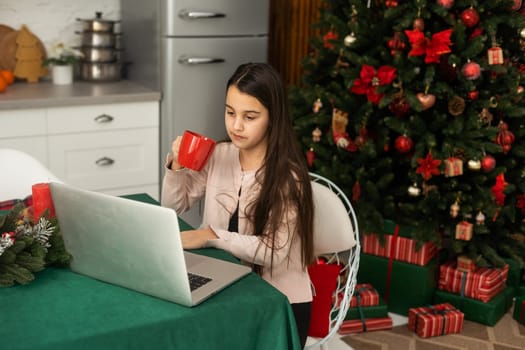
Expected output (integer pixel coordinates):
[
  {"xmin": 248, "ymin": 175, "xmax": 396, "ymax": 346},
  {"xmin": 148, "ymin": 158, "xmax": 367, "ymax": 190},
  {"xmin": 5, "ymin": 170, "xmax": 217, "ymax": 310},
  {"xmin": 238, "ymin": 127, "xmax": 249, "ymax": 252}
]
[{"xmin": 0, "ymin": 0, "xmax": 120, "ymax": 54}]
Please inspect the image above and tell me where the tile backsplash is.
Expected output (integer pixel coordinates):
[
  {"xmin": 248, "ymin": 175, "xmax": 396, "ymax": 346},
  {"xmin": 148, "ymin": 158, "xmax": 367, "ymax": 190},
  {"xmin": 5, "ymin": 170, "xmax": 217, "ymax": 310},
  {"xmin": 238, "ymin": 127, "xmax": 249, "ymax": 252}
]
[{"xmin": 0, "ymin": 0, "xmax": 120, "ymax": 54}]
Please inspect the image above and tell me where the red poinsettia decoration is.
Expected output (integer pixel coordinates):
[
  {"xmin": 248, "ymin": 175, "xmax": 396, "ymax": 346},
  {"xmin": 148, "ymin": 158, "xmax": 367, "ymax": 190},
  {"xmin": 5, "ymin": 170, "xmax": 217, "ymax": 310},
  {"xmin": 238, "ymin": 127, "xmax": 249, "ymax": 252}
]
[
  {"xmin": 350, "ymin": 64, "xmax": 397, "ymax": 104},
  {"xmin": 491, "ymin": 173, "xmax": 507, "ymax": 206},
  {"xmin": 404, "ymin": 28, "xmax": 453, "ymax": 64},
  {"xmin": 416, "ymin": 152, "xmax": 442, "ymax": 180},
  {"xmin": 323, "ymin": 30, "xmax": 339, "ymax": 49}
]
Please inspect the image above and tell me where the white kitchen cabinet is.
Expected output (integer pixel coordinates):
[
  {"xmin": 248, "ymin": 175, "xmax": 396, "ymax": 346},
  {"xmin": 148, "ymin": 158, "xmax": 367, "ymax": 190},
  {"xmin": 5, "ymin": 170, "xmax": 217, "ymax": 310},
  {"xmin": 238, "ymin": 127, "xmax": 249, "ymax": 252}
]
[{"xmin": 0, "ymin": 101, "xmax": 160, "ymax": 200}]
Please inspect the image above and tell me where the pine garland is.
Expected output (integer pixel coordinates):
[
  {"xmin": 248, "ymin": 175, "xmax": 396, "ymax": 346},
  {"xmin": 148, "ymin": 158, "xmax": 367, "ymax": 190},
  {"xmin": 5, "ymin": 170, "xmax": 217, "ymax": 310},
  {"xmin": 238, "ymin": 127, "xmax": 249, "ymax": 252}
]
[{"xmin": 0, "ymin": 203, "xmax": 71, "ymax": 287}]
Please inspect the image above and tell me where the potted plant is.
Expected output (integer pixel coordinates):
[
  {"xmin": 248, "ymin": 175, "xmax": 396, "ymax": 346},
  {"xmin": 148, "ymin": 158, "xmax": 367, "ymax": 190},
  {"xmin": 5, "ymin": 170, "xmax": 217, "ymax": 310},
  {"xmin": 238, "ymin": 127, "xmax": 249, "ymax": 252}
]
[{"xmin": 43, "ymin": 42, "xmax": 83, "ymax": 85}]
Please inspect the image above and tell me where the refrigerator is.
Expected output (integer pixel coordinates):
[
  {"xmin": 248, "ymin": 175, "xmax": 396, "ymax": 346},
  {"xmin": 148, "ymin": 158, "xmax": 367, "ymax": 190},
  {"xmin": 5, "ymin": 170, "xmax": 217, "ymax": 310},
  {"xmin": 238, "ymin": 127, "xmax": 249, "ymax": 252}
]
[{"xmin": 121, "ymin": 0, "xmax": 269, "ymax": 226}]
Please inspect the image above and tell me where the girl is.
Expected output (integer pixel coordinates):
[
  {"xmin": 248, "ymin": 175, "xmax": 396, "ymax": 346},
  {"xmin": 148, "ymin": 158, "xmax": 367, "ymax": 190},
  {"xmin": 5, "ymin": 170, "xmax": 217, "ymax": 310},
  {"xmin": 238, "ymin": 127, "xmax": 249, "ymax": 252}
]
[{"xmin": 161, "ymin": 62, "xmax": 314, "ymax": 348}]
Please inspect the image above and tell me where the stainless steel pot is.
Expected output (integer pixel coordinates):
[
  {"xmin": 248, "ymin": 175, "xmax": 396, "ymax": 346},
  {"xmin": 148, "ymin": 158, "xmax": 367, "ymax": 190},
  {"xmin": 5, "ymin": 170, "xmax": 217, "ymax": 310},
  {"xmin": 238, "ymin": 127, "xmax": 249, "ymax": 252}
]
[
  {"xmin": 80, "ymin": 62, "xmax": 122, "ymax": 81},
  {"xmin": 77, "ymin": 12, "xmax": 119, "ymax": 32},
  {"xmin": 77, "ymin": 46, "xmax": 121, "ymax": 63},
  {"xmin": 77, "ymin": 31, "xmax": 120, "ymax": 48}
]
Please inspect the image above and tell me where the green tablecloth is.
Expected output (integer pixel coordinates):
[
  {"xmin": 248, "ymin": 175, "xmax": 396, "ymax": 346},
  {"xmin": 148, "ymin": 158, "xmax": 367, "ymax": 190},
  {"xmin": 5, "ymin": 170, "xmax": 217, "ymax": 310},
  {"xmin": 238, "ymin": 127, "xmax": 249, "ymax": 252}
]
[{"xmin": 1, "ymin": 194, "xmax": 301, "ymax": 350}]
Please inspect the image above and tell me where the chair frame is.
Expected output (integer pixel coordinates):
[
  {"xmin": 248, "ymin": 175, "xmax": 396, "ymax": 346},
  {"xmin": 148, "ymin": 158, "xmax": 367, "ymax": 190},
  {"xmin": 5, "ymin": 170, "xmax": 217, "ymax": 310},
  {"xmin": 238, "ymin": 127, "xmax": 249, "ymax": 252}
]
[{"xmin": 306, "ymin": 173, "xmax": 361, "ymax": 349}]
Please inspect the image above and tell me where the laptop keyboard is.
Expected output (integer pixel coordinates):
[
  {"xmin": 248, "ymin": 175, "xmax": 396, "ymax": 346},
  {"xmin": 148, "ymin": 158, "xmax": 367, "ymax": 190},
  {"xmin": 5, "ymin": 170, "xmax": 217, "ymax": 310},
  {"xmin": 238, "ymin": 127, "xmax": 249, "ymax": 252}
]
[{"xmin": 188, "ymin": 273, "xmax": 212, "ymax": 291}]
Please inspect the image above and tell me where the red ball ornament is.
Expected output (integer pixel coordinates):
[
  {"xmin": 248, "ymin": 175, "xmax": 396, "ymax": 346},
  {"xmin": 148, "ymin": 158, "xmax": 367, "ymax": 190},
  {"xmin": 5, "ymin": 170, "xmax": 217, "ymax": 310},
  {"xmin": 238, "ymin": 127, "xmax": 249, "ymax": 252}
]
[
  {"xmin": 496, "ymin": 122, "xmax": 515, "ymax": 154},
  {"xmin": 437, "ymin": 0, "xmax": 454, "ymax": 9},
  {"xmin": 389, "ymin": 96, "xmax": 411, "ymax": 118},
  {"xmin": 394, "ymin": 135, "xmax": 413, "ymax": 153},
  {"xmin": 461, "ymin": 61, "xmax": 481, "ymax": 80},
  {"xmin": 512, "ymin": 0, "xmax": 522, "ymax": 11},
  {"xmin": 461, "ymin": 8, "xmax": 480, "ymax": 28},
  {"xmin": 468, "ymin": 90, "xmax": 479, "ymax": 100},
  {"xmin": 481, "ymin": 155, "xmax": 496, "ymax": 172}
]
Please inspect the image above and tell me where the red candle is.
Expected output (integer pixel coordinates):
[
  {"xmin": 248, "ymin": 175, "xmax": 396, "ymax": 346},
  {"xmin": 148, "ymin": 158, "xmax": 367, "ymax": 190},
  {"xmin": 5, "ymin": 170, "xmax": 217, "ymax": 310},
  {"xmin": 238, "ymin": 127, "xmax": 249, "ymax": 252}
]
[{"xmin": 32, "ymin": 183, "xmax": 56, "ymax": 221}]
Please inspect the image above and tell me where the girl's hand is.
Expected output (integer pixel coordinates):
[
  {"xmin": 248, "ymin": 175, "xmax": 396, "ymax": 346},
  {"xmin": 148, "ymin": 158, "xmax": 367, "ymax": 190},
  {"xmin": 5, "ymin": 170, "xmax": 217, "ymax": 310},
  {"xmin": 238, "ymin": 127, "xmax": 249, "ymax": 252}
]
[
  {"xmin": 180, "ymin": 227, "xmax": 218, "ymax": 249},
  {"xmin": 170, "ymin": 136, "xmax": 183, "ymax": 170}
]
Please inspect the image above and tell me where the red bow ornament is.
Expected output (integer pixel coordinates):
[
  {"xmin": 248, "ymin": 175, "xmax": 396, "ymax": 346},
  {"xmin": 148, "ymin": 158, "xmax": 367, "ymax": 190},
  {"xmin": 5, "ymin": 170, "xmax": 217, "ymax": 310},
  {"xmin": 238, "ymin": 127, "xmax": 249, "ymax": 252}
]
[
  {"xmin": 350, "ymin": 64, "xmax": 397, "ymax": 104},
  {"xmin": 404, "ymin": 29, "xmax": 453, "ymax": 64},
  {"xmin": 491, "ymin": 173, "xmax": 507, "ymax": 206}
]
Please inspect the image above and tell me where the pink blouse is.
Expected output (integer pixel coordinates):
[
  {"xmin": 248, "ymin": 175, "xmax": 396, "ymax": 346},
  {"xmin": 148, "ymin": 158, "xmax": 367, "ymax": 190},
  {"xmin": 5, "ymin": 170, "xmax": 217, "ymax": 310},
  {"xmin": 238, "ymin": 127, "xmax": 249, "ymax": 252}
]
[{"xmin": 161, "ymin": 142, "xmax": 313, "ymax": 304}]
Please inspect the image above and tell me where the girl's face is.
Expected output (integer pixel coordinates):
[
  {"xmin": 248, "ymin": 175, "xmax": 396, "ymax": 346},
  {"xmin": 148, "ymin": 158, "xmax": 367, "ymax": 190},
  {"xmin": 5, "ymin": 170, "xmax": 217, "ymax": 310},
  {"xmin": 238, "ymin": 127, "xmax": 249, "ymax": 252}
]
[{"xmin": 225, "ymin": 85, "xmax": 270, "ymax": 155}]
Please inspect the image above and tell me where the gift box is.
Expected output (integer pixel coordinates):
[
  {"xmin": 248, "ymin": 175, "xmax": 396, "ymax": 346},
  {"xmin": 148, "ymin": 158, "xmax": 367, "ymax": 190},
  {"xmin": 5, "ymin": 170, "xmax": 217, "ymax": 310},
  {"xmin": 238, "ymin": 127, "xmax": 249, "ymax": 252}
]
[
  {"xmin": 434, "ymin": 286, "xmax": 515, "ymax": 326},
  {"xmin": 455, "ymin": 221, "xmax": 472, "ymax": 241},
  {"xmin": 345, "ymin": 295, "xmax": 388, "ymax": 320},
  {"xmin": 456, "ymin": 255, "xmax": 475, "ymax": 273},
  {"xmin": 363, "ymin": 220, "xmax": 438, "ymax": 266},
  {"xmin": 338, "ymin": 317, "xmax": 393, "ymax": 335},
  {"xmin": 513, "ymin": 295, "xmax": 525, "ymax": 325},
  {"xmin": 408, "ymin": 303, "xmax": 464, "ymax": 338},
  {"xmin": 439, "ymin": 261, "xmax": 509, "ymax": 302},
  {"xmin": 488, "ymin": 46, "xmax": 504, "ymax": 65},
  {"xmin": 444, "ymin": 157, "xmax": 463, "ymax": 177},
  {"xmin": 357, "ymin": 253, "xmax": 438, "ymax": 315},
  {"xmin": 349, "ymin": 283, "xmax": 379, "ymax": 308}
]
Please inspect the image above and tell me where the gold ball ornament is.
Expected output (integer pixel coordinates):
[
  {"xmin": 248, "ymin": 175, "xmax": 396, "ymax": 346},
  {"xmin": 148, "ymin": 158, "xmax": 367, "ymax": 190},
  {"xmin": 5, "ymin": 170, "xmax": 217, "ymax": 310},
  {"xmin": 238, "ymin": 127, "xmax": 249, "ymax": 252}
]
[
  {"xmin": 344, "ymin": 34, "xmax": 357, "ymax": 47},
  {"xmin": 520, "ymin": 28, "xmax": 525, "ymax": 39}
]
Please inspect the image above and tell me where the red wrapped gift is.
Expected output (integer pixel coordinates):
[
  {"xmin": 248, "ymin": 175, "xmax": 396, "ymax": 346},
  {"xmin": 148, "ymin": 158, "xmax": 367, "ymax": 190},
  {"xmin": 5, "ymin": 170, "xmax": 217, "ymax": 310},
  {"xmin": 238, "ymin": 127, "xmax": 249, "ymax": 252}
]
[
  {"xmin": 444, "ymin": 157, "xmax": 463, "ymax": 177},
  {"xmin": 455, "ymin": 221, "xmax": 472, "ymax": 241},
  {"xmin": 438, "ymin": 262, "xmax": 509, "ymax": 302},
  {"xmin": 338, "ymin": 317, "xmax": 392, "ymax": 335},
  {"xmin": 487, "ymin": 46, "xmax": 503, "ymax": 65},
  {"xmin": 408, "ymin": 303, "xmax": 463, "ymax": 338},
  {"xmin": 362, "ymin": 233, "xmax": 437, "ymax": 266},
  {"xmin": 349, "ymin": 283, "xmax": 379, "ymax": 307}
]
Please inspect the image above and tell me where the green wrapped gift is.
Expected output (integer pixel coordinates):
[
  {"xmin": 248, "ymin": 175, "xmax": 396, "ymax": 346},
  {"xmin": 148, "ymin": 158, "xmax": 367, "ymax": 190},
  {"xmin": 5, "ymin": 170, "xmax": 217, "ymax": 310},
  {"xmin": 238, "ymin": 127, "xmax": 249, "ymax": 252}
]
[
  {"xmin": 434, "ymin": 287, "xmax": 515, "ymax": 326},
  {"xmin": 345, "ymin": 296, "xmax": 388, "ymax": 320},
  {"xmin": 504, "ymin": 258, "xmax": 521, "ymax": 291},
  {"xmin": 357, "ymin": 253, "xmax": 438, "ymax": 316},
  {"xmin": 514, "ymin": 295, "xmax": 525, "ymax": 325}
]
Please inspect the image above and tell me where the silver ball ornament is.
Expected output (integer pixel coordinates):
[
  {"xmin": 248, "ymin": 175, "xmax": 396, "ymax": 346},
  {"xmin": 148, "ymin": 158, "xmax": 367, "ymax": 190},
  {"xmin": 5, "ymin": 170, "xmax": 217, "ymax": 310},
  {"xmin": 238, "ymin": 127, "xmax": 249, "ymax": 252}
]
[
  {"xmin": 408, "ymin": 183, "xmax": 421, "ymax": 197},
  {"xmin": 344, "ymin": 34, "xmax": 357, "ymax": 47},
  {"xmin": 467, "ymin": 159, "xmax": 481, "ymax": 171}
]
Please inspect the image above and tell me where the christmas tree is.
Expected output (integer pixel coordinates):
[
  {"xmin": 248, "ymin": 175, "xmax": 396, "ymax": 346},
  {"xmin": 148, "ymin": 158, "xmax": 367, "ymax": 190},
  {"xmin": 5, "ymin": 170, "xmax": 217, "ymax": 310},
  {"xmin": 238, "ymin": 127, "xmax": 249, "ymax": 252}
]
[{"xmin": 290, "ymin": 0, "xmax": 525, "ymax": 268}]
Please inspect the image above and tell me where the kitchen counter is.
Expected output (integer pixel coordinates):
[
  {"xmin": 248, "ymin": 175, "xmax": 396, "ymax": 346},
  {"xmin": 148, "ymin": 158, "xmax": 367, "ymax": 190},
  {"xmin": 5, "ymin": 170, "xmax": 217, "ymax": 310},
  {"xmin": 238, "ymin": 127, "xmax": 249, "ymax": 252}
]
[{"xmin": 0, "ymin": 80, "xmax": 161, "ymax": 110}]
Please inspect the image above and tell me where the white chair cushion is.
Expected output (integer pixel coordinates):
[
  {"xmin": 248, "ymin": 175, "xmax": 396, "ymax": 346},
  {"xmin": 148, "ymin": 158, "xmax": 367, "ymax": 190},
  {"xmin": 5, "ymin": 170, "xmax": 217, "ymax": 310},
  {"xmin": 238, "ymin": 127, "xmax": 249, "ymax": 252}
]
[
  {"xmin": 0, "ymin": 148, "xmax": 61, "ymax": 200},
  {"xmin": 312, "ymin": 181, "xmax": 356, "ymax": 255}
]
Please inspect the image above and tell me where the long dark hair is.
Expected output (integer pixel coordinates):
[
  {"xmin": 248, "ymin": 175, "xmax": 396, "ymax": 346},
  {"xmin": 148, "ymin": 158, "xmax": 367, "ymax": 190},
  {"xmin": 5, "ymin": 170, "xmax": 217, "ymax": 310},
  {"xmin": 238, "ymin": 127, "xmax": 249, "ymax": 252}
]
[{"xmin": 227, "ymin": 62, "xmax": 314, "ymax": 273}]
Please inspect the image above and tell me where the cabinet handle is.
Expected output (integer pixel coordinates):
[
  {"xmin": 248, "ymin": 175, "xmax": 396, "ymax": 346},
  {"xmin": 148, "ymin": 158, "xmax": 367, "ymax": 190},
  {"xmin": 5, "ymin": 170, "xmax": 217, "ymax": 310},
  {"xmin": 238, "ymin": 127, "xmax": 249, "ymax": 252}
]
[
  {"xmin": 94, "ymin": 114, "xmax": 114, "ymax": 123},
  {"xmin": 178, "ymin": 56, "xmax": 225, "ymax": 65},
  {"xmin": 178, "ymin": 10, "xmax": 226, "ymax": 20},
  {"xmin": 95, "ymin": 157, "xmax": 115, "ymax": 167}
]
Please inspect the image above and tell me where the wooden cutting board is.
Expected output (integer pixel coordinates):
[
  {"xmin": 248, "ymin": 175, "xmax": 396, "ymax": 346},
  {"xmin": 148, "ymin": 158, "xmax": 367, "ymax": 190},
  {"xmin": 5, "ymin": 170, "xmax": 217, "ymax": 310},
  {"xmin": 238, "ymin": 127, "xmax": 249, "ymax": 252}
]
[{"xmin": 0, "ymin": 24, "xmax": 15, "ymax": 70}]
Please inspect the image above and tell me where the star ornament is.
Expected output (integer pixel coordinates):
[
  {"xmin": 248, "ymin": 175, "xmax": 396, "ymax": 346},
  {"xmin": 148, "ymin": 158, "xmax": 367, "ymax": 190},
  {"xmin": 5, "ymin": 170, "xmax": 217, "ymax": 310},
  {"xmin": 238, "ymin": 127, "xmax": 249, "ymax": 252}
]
[
  {"xmin": 416, "ymin": 152, "xmax": 442, "ymax": 180},
  {"xmin": 404, "ymin": 28, "xmax": 453, "ymax": 64},
  {"xmin": 350, "ymin": 64, "xmax": 397, "ymax": 104}
]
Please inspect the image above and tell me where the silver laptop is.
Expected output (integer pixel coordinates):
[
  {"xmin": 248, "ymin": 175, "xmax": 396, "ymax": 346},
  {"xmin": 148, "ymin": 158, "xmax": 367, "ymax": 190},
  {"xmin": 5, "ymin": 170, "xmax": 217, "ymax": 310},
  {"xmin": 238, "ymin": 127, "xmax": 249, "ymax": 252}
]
[{"xmin": 49, "ymin": 182, "xmax": 251, "ymax": 307}]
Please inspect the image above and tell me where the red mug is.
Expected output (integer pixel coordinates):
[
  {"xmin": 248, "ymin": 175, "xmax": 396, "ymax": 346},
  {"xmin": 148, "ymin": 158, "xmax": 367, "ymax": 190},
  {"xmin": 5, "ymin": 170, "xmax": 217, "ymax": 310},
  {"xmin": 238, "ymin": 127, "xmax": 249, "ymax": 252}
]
[{"xmin": 178, "ymin": 130, "xmax": 216, "ymax": 171}]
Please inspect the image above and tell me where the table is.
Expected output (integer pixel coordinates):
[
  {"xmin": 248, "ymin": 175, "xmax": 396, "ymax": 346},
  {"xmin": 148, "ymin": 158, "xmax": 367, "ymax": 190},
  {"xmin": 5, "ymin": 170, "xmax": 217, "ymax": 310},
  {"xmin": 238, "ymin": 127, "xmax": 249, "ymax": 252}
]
[{"xmin": 0, "ymin": 195, "xmax": 301, "ymax": 350}]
